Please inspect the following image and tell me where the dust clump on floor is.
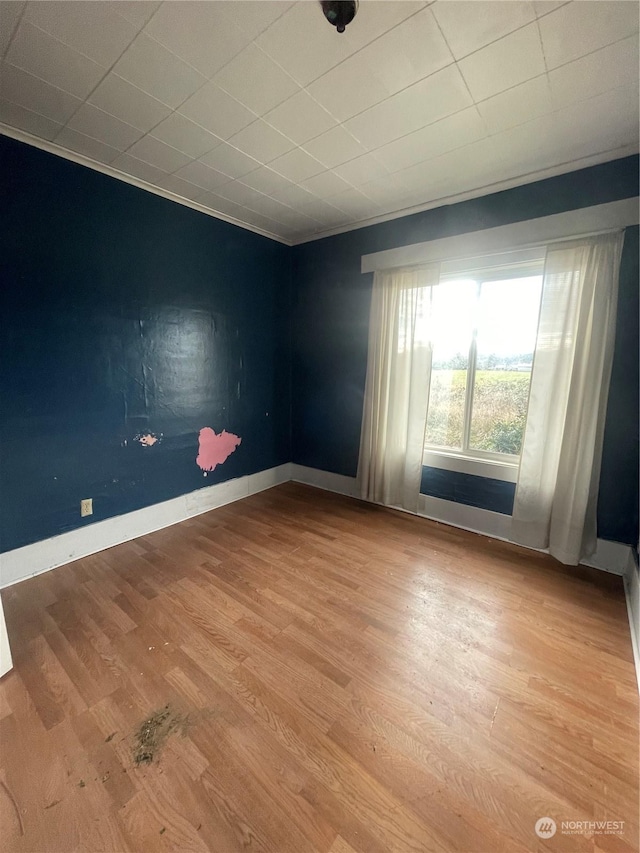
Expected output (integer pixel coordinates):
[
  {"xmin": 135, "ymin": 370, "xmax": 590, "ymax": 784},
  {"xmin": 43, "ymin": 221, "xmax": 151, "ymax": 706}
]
[{"xmin": 133, "ymin": 705, "xmax": 190, "ymax": 765}]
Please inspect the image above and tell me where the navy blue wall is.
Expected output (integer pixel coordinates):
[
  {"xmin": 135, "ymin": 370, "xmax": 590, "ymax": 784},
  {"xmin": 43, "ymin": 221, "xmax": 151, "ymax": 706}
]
[
  {"xmin": 0, "ymin": 136, "xmax": 291, "ymax": 552},
  {"xmin": 291, "ymin": 156, "xmax": 639, "ymax": 545},
  {"xmin": 2, "ymin": 138, "xmax": 637, "ymax": 553}
]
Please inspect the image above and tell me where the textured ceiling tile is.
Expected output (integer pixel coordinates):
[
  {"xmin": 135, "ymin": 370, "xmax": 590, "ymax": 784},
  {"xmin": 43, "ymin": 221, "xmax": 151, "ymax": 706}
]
[
  {"xmin": 24, "ymin": 1, "xmax": 139, "ymax": 68},
  {"xmin": 300, "ymin": 170, "xmax": 353, "ymax": 199},
  {"xmin": 401, "ymin": 137, "xmax": 500, "ymax": 187},
  {"xmin": 178, "ymin": 81, "xmax": 256, "ymax": 140},
  {"xmin": 431, "ymin": 0, "xmax": 537, "ymax": 60},
  {"xmin": 357, "ymin": 172, "xmax": 413, "ymax": 207},
  {"xmin": 357, "ymin": 5, "xmax": 453, "ymax": 93},
  {"xmin": 333, "ymin": 153, "xmax": 389, "ymax": 186},
  {"xmin": 173, "ymin": 159, "xmax": 231, "ymax": 191},
  {"xmin": 67, "ymin": 103, "xmax": 143, "ymax": 151},
  {"xmin": 0, "ymin": 1, "xmax": 25, "ymax": 56},
  {"xmin": 150, "ymin": 112, "xmax": 220, "ymax": 159},
  {"xmin": 550, "ymin": 83, "xmax": 639, "ymax": 155},
  {"xmin": 228, "ymin": 119, "xmax": 296, "ymax": 162},
  {"xmin": 251, "ymin": 202, "xmax": 318, "ymax": 230},
  {"xmin": 346, "ymin": 64, "xmax": 473, "ymax": 150},
  {"xmin": 157, "ymin": 173, "xmax": 205, "ymax": 202},
  {"xmin": 145, "ymin": 1, "xmax": 250, "ymax": 78},
  {"xmin": 303, "ymin": 125, "xmax": 367, "ymax": 169},
  {"xmin": 539, "ymin": 0, "xmax": 639, "ymax": 69},
  {"xmin": 196, "ymin": 191, "xmax": 253, "ymax": 221},
  {"xmin": 264, "ymin": 90, "xmax": 337, "ymax": 146},
  {"xmin": 1, "ymin": 61, "xmax": 81, "ymax": 123},
  {"xmin": 258, "ymin": 1, "xmax": 428, "ymax": 89},
  {"xmin": 199, "ymin": 142, "xmax": 260, "ymax": 179},
  {"xmin": 88, "ymin": 73, "xmax": 171, "ymax": 133},
  {"xmin": 458, "ymin": 23, "xmax": 546, "ymax": 102},
  {"xmin": 113, "ymin": 1, "xmax": 160, "ymax": 29},
  {"xmin": 221, "ymin": 1, "xmax": 294, "ymax": 41},
  {"xmin": 532, "ymin": 1, "xmax": 569, "ymax": 16},
  {"xmin": 374, "ymin": 107, "xmax": 486, "ymax": 173},
  {"xmin": 326, "ymin": 186, "xmax": 380, "ymax": 218},
  {"xmin": 292, "ymin": 196, "xmax": 347, "ymax": 222},
  {"xmin": 309, "ymin": 6, "xmax": 454, "ymax": 122},
  {"xmin": 113, "ymin": 33, "xmax": 207, "ymax": 109},
  {"xmin": 215, "ymin": 179, "xmax": 271, "ymax": 209},
  {"xmin": 243, "ymin": 194, "xmax": 304, "ymax": 223},
  {"xmin": 306, "ymin": 48, "xmax": 391, "ymax": 124},
  {"xmin": 239, "ymin": 166, "xmax": 295, "ymax": 196},
  {"xmin": 212, "ymin": 43, "xmax": 299, "ymax": 115},
  {"xmin": 270, "ymin": 182, "xmax": 318, "ymax": 208},
  {"xmin": 112, "ymin": 151, "xmax": 170, "ymax": 184},
  {"xmin": 256, "ymin": 1, "xmax": 358, "ymax": 86},
  {"xmin": 345, "ymin": 1, "xmax": 428, "ymax": 50},
  {"xmin": 55, "ymin": 126, "xmax": 121, "ymax": 164},
  {"xmin": 269, "ymin": 147, "xmax": 325, "ymax": 182},
  {"xmin": 235, "ymin": 206, "xmax": 290, "ymax": 235},
  {"xmin": 0, "ymin": 97, "xmax": 61, "ymax": 139},
  {"xmin": 548, "ymin": 34, "xmax": 639, "ymax": 108},
  {"xmin": 477, "ymin": 75, "xmax": 553, "ymax": 135},
  {"xmin": 127, "ymin": 134, "xmax": 192, "ymax": 172},
  {"xmin": 488, "ymin": 115, "xmax": 562, "ymax": 177},
  {"xmin": 6, "ymin": 21, "xmax": 107, "ymax": 98}
]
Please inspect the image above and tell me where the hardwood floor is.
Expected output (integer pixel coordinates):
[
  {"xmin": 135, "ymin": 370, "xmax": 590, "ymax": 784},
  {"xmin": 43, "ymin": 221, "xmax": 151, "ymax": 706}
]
[{"xmin": 1, "ymin": 482, "xmax": 637, "ymax": 853}]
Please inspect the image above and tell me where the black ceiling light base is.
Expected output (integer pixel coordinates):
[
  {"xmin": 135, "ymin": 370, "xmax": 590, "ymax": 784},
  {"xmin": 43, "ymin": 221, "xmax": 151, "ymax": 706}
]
[{"xmin": 320, "ymin": 1, "xmax": 358, "ymax": 34}]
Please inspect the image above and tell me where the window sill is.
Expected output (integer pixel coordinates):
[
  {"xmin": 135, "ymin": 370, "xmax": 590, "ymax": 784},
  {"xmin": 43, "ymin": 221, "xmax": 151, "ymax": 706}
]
[{"xmin": 422, "ymin": 450, "xmax": 519, "ymax": 483}]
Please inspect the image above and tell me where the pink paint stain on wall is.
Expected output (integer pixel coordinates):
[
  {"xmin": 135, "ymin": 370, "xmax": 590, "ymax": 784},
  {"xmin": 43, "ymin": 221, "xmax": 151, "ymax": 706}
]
[{"xmin": 196, "ymin": 427, "xmax": 241, "ymax": 473}]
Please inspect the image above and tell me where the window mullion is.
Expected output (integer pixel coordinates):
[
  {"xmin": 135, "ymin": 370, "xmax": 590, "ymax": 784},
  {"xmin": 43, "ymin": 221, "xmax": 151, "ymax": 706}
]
[
  {"xmin": 463, "ymin": 339, "xmax": 477, "ymax": 453},
  {"xmin": 462, "ymin": 283, "xmax": 480, "ymax": 453}
]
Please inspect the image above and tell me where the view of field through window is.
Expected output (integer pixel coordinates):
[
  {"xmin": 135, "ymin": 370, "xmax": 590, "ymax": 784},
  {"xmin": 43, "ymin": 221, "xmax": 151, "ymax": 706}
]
[{"xmin": 424, "ymin": 274, "xmax": 543, "ymax": 457}]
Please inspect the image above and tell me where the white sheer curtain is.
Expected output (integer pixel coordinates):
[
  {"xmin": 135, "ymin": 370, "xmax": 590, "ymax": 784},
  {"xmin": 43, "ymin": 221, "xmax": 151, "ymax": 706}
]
[
  {"xmin": 358, "ymin": 264, "xmax": 440, "ymax": 513},
  {"xmin": 511, "ymin": 231, "xmax": 625, "ymax": 565}
]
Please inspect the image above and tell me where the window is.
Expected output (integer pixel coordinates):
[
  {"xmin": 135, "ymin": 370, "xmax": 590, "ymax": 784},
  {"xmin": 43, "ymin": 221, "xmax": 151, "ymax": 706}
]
[{"xmin": 423, "ymin": 250, "xmax": 545, "ymax": 469}]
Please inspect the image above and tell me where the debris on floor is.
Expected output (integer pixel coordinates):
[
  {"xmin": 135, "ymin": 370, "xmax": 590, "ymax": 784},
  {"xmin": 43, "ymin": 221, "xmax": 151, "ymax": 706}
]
[{"xmin": 133, "ymin": 705, "xmax": 190, "ymax": 765}]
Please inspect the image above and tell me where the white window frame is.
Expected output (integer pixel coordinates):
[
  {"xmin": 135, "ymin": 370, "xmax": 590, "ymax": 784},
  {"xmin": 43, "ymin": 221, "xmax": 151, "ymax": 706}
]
[{"xmin": 423, "ymin": 251, "xmax": 545, "ymax": 479}]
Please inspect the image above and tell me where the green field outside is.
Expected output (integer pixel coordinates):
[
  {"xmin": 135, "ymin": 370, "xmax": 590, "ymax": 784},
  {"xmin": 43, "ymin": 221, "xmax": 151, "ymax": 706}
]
[{"xmin": 425, "ymin": 369, "xmax": 531, "ymax": 455}]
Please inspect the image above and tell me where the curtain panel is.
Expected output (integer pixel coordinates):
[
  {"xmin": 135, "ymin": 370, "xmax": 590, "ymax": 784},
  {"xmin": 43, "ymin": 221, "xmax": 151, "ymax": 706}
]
[
  {"xmin": 511, "ymin": 232, "xmax": 625, "ymax": 564},
  {"xmin": 357, "ymin": 264, "xmax": 440, "ymax": 513}
]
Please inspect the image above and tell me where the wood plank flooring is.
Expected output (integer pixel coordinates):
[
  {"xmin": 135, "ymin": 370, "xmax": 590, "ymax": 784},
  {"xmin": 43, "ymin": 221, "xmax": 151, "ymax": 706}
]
[{"xmin": 0, "ymin": 482, "xmax": 637, "ymax": 853}]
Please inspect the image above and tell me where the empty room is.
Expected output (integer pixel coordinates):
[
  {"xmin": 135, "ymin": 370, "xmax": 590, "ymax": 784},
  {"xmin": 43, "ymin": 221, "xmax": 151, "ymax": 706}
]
[{"xmin": 0, "ymin": 1, "xmax": 638, "ymax": 851}]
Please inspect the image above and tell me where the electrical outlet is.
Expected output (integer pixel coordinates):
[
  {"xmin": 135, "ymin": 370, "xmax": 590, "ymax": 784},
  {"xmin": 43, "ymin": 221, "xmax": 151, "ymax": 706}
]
[{"xmin": 80, "ymin": 498, "xmax": 93, "ymax": 517}]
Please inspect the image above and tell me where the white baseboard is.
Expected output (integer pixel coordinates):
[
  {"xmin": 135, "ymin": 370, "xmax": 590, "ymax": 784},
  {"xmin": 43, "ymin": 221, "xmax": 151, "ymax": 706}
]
[
  {"xmin": 417, "ymin": 493, "xmax": 513, "ymax": 541},
  {"xmin": 0, "ymin": 596, "xmax": 12, "ymax": 678},
  {"xmin": 293, "ymin": 464, "xmax": 512, "ymax": 541},
  {"xmin": 0, "ymin": 463, "xmax": 292, "ymax": 590},
  {"xmin": 291, "ymin": 464, "xmax": 634, "ymax": 571},
  {"xmin": 623, "ymin": 551, "xmax": 640, "ymax": 693},
  {"xmin": 580, "ymin": 538, "xmax": 634, "ymax": 576},
  {"xmin": 291, "ymin": 463, "xmax": 511, "ymax": 540},
  {"xmin": 291, "ymin": 464, "xmax": 508, "ymax": 543},
  {"xmin": 290, "ymin": 463, "xmax": 360, "ymax": 498}
]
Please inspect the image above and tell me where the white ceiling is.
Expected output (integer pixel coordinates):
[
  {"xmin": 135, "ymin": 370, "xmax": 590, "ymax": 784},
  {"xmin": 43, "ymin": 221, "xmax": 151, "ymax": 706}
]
[{"xmin": 1, "ymin": 0, "xmax": 638, "ymax": 244}]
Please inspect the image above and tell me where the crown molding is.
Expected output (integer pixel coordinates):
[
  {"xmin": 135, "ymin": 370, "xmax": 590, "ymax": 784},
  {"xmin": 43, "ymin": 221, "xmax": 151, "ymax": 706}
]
[
  {"xmin": 294, "ymin": 143, "xmax": 639, "ymax": 246},
  {"xmin": 0, "ymin": 124, "xmax": 293, "ymax": 247},
  {"xmin": 3, "ymin": 124, "xmax": 636, "ymax": 250}
]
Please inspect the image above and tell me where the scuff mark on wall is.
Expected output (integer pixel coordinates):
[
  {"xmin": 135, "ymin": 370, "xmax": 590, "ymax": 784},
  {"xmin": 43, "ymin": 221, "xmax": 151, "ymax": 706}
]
[{"xmin": 196, "ymin": 427, "xmax": 241, "ymax": 475}]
